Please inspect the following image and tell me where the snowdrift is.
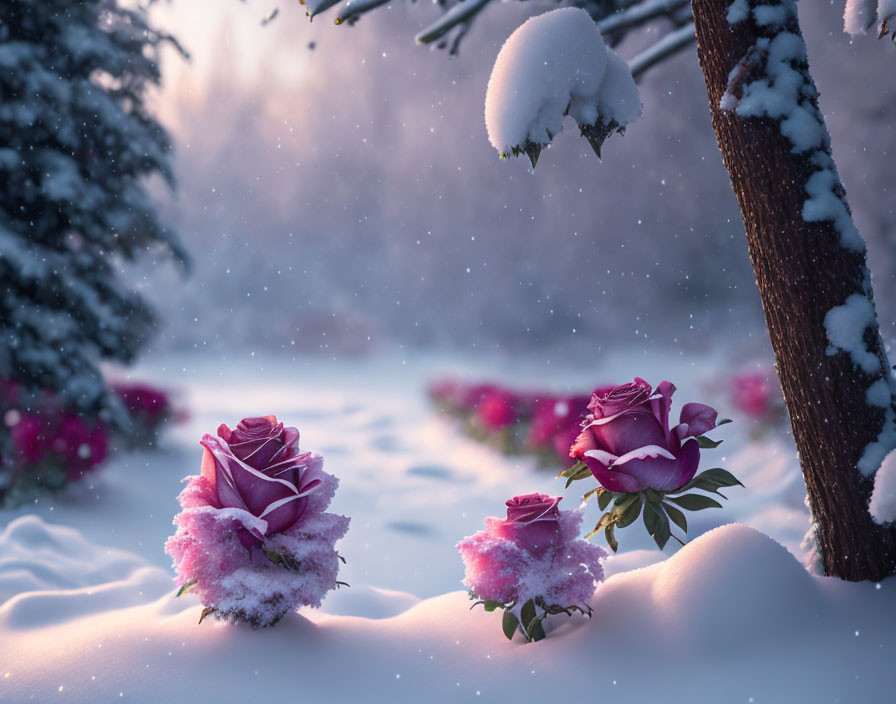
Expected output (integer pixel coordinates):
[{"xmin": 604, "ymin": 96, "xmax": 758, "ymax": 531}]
[{"xmin": 1, "ymin": 517, "xmax": 892, "ymax": 703}]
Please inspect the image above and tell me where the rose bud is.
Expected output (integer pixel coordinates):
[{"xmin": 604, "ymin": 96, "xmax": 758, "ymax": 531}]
[{"xmin": 496, "ymin": 493, "xmax": 562, "ymax": 557}]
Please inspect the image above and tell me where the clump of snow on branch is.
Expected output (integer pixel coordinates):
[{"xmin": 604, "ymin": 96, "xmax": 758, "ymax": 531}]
[
  {"xmin": 484, "ymin": 8, "xmax": 641, "ymax": 164},
  {"xmin": 869, "ymin": 449, "xmax": 896, "ymax": 523},
  {"xmin": 844, "ymin": 0, "xmax": 896, "ymax": 36}
]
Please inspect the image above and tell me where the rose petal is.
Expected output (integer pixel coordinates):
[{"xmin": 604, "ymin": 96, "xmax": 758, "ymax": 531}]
[
  {"xmin": 202, "ymin": 436, "xmax": 301, "ymax": 520},
  {"xmin": 679, "ymin": 402, "xmax": 719, "ymax": 438},
  {"xmin": 582, "ymin": 454, "xmax": 644, "ymax": 493},
  {"xmin": 586, "ymin": 411, "xmax": 667, "ymax": 456}
]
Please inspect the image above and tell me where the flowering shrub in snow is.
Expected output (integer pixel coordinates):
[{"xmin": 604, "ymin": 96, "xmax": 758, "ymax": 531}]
[
  {"xmin": 485, "ymin": 7, "xmax": 641, "ymax": 167},
  {"xmin": 429, "ymin": 377, "xmax": 593, "ymax": 465},
  {"xmin": 110, "ymin": 381, "xmax": 185, "ymax": 448},
  {"xmin": 561, "ymin": 378, "xmax": 741, "ymax": 551},
  {"xmin": 165, "ymin": 416, "xmax": 350, "ymax": 628},
  {"xmin": 458, "ymin": 493, "xmax": 606, "ymax": 642},
  {"xmin": 0, "ymin": 380, "xmax": 109, "ymax": 504}
]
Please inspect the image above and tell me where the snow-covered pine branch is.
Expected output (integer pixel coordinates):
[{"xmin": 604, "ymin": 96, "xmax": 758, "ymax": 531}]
[
  {"xmin": 844, "ymin": 0, "xmax": 896, "ymax": 38},
  {"xmin": 484, "ymin": 8, "xmax": 641, "ymax": 168}
]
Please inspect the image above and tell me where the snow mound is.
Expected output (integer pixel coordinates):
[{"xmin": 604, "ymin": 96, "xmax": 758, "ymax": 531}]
[
  {"xmin": 870, "ymin": 449, "xmax": 896, "ymax": 523},
  {"xmin": 485, "ymin": 8, "xmax": 640, "ymax": 162},
  {"xmin": 0, "ymin": 516, "xmax": 171, "ymax": 629},
  {"xmin": 2, "ymin": 521, "xmax": 894, "ymax": 702},
  {"xmin": 650, "ymin": 524, "xmax": 821, "ymax": 648}
]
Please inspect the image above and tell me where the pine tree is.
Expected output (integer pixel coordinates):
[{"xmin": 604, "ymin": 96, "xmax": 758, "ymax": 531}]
[{"xmin": 0, "ymin": 0, "xmax": 186, "ymax": 432}]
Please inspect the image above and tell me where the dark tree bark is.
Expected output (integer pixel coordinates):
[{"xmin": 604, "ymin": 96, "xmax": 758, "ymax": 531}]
[{"xmin": 691, "ymin": 0, "xmax": 896, "ymax": 580}]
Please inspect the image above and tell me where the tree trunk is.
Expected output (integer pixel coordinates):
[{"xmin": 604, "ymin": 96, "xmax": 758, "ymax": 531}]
[{"xmin": 690, "ymin": 0, "xmax": 896, "ymax": 580}]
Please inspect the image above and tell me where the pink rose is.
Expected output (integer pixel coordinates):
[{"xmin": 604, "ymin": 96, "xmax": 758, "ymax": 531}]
[
  {"xmin": 474, "ymin": 387, "xmax": 518, "ymax": 430},
  {"xmin": 731, "ymin": 373, "xmax": 772, "ymax": 419},
  {"xmin": 570, "ymin": 380, "xmax": 718, "ymax": 493},
  {"xmin": 457, "ymin": 494, "xmax": 606, "ymax": 610},
  {"xmin": 497, "ymin": 493, "xmax": 561, "ymax": 557},
  {"xmin": 200, "ymin": 416, "xmax": 322, "ymax": 545}
]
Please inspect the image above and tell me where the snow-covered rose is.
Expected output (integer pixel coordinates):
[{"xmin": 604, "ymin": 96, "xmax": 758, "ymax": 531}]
[
  {"xmin": 458, "ymin": 494, "xmax": 605, "ymax": 640},
  {"xmin": 165, "ymin": 415, "xmax": 350, "ymax": 627},
  {"xmin": 571, "ymin": 379, "xmax": 718, "ymax": 493},
  {"xmin": 496, "ymin": 493, "xmax": 561, "ymax": 557}
]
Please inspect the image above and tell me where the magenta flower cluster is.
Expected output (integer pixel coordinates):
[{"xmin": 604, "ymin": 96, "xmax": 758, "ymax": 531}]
[
  {"xmin": 165, "ymin": 416, "xmax": 350, "ymax": 627},
  {"xmin": 428, "ymin": 377, "xmax": 594, "ymax": 464},
  {"xmin": 1, "ymin": 378, "xmax": 108, "ymax": 500}
]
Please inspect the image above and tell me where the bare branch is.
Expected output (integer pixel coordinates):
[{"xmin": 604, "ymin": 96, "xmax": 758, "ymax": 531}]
[
  {"xmin": 415, "ymin": 0, "xmax": 493, "ymax": 45},
  {"xmin": 334, "ymin": 0, "xmax": 391, "ymax": 26},
  {"xmin": 597, "ymin": 0, "xmax": 691, "ymax": 34},
  {"xmin": 628, "ymin": 21, "xmax": 695, "ymax": 80}
]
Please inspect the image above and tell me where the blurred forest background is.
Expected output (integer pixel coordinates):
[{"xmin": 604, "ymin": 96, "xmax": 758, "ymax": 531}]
[{"xmin": 141, "ymin": 0, "xmax": 896, "ymax": 361}]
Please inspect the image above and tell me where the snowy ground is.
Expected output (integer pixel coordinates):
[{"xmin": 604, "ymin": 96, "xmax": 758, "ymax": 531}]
[{"xmin": 1, "ymin": 350, "xmax": 891, "ymax": 702}]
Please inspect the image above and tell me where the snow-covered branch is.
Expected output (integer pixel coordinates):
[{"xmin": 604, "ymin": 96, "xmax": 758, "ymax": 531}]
[
  {"xmin": 597, "ymin": 0, "xmax": 691, "ymax": 34},
  {"xmin": 628, "ymin": 22, "xmax": 696, "ymax": 79},
  {"xmin": 333, "ymin": 0, "xmax": 391, "ymax": 26},
  {"xmin": 415, "ymin": 0, "xmax": 493, "ymax": 45},
  {"xmin": 485, "ymin": 8, "xmax": 641, "ymax": 167},
  {"xmin": 844, "ymin": 0, "xmax": 896, "ymax": 38}
]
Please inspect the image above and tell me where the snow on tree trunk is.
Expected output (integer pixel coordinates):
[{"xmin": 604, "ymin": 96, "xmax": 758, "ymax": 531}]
[
  {"xmin": 484, "ymin": 8, "xmax": 641, "ymax": 167},
  {"xmin": 691, "ymin": 0, "xmax": 896, "ymax": 581},
  {"xmin": 870, "ymin": 450, "xmax": 896, "ymax": 524}
]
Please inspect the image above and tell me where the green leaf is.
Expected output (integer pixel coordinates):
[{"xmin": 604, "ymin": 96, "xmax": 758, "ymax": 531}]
[
  {"xmin": 527, "ymin": 616, "xmax": 546, "ymax": 642},
  {"xmin": 668, "ymin": 468, "xmax": 743, "ymax": 497},
  {"xmin": 597, "ymin": 489, "xmax": 614, "ymax": 512},
  {"xmin": 520, "ymin": 600, "xmax": 537, "ymax": 637},
  {"xmin": 483, "ymin": 600, "xmax": 501, "ymax": 613},
  {"xmin": 668, "ymin": 493, "xmax": 724, "ymax": 511},
  {"xmin": 176, "ymin": 580, "xmax": 197, "ymax": 598},
  {"xmin": 643, "ymin": 500, "xmax": 660, "ymax": 536},
  {"xmin": 569, "ymin": 467, "xmax": 592, "ymax": 485},
  {"xmin": 717, "ymin": 418, "xmax": 733, "ymax": 426},
  {"xmin": 696, "ymin": 436, "xmax": 723, "ymax": 449},
  {"xmin": 662, "ymin": 501, "xmax": 688, "ymax": 534},
  {"xmin": 605, "ymin": 523, "xmax": 618, "ymax": 552},
  {"xmin": 697, "ymin": 468, "xmax": 744, "ymax": 488},
  {"xmin": 652, "ymin": 505, "xmax": 671, "ymax": 550},
  {"xmin": 616, "ymin": 494, "xmax": 643, "ymax": 529},
  {"xmin": 644, "ymin": 488, "xmax": 662, "ymax": 505},
  {"xmin": 502, "ymin": 610, "xmax": 520, "ymax": 641},
  {"xmin": 558, "ymin": 460, "xmax": 586, "ymax": 480}
]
